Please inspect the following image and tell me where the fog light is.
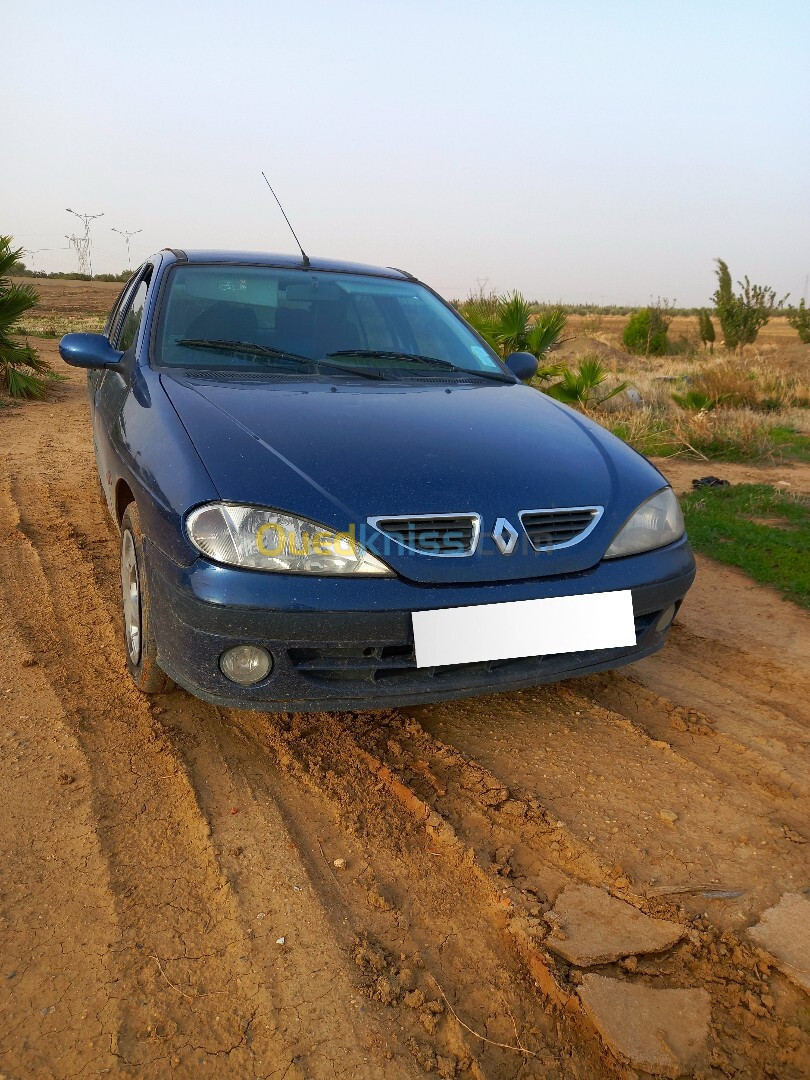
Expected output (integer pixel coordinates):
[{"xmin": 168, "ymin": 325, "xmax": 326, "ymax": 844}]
[
  {"xmin": 220, "ymin": 645, "xmax": 272, "ymax": 685},
  {"xmin": 655, "ymin": 605, "xmax": 677, "ymax": 633}
]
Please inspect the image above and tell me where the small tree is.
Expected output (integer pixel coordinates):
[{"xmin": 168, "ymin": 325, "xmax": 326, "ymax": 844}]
[
  {"xmin": 697, "ymin": 309, "xmax": 715, "ymax": 351},
  {"xmin": 0, "ymin": 236, "xmax": 54, "ymax": 399},
  {"xmin": 788, "ymin": 298, "xmax": 810, "ymax": 344},
  {"xmin": 623, "ymin": 304, "xmax": 671, "ymax": 356},
  {"xmin": 712, "ymin": 258, "xmax": 785, "ymax": 352}
]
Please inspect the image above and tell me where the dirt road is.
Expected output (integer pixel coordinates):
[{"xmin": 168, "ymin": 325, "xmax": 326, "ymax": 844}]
[{"xmin": 1, "ymin": 350, "xmax": 808, "ymax": 1078}]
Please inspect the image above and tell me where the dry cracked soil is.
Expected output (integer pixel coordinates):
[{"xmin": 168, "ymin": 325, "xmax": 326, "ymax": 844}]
[{"xmin": 1, "ymin": 329, "xmax": 809, "ymax": 1078}]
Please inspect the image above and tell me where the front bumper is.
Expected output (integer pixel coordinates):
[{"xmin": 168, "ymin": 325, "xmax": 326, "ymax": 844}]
[{"xmin": 146, "ymin": 537, "xmax": 696, "ymax": 712}]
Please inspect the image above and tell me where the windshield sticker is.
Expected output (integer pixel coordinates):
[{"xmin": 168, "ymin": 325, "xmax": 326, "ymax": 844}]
[{"xmin": 471, "ymin": 346, "xmax": 500, "ymax": 370}]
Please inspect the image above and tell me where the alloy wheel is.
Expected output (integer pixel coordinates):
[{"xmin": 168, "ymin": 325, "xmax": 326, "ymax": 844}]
[{"xmin": 121, "ymin": 529, "xmax": 142, "ymax": 664}]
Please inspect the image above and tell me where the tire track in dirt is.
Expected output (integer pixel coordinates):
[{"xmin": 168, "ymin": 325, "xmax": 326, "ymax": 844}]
[
  {"xmin": 410, "ymin": 680, "xmax": 808, "ymax": 913},
  {"xmin": 0, "ymin": 436, "xmax": 400, "ymax": 1076},
  {"xmin": 313, "ymin": 710, "xmax": 809, "ymax": 1077},
  {"xmin": 0, "ymin": 602, "xmax": 122, "ymax": 1079},
  {"xmin": 220, "ymin": 708, "xmax": 616, "ymax": 1078},
  {"xmin": 0, "ymin": 469, "xmax": 277, "ymax": 1075},
  {"xmin": 159, "ymin": 702, "xmax": 423, "ymax": 1078}
]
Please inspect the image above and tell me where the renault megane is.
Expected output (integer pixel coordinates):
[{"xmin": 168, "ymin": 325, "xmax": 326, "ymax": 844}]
[{"xmin": 59, "ymin": 249, "xmax": 695, "ymax": 711}]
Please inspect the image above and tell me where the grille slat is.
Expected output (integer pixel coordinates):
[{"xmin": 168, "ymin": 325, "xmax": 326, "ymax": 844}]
[
  {"xmin": 369, "ymin": 514, "xmax": 479, "ymax": 556},
  {"xmin": 182, "ymin": 369, "xmax": 300, "ymax": 382},
  {"xmin": 180, "ymin": 371, "xmax": 485, "ymax": 385},
  {"xmin": 520, "ymin": 506, "xmax": 602, "ymax": 549}
]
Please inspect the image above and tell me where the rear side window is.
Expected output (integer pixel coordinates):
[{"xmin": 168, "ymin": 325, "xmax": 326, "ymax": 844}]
[{"xmin": 116, "ymin": 277, "xmax": 149, "ymax": 351}]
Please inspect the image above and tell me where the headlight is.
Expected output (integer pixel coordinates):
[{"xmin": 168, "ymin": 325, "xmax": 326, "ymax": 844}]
[
  {"xmin": 186, "ymin": 503, "xmax": 393, "ymax": 576},
  {"xmin": 604, "ymin": 487, "xmax": 685, "ymax": 559}
]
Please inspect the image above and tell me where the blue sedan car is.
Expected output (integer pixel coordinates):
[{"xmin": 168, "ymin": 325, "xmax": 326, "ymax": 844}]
[{"xmin": 59, "ymin": 249, "xmax": 695, "ymax": 712}]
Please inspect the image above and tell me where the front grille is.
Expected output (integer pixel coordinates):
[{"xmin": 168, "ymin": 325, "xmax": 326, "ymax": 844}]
[
  {"xmin": 519, "ymin": 506, "xmax": 602, "ymax": 550},
  {"xmin": 368, "ymin": 514, "xmax": 479, "ymax": 556}
]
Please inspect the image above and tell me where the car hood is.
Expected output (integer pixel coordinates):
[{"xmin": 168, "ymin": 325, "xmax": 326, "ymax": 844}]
[{"xmin": 160, "ymin": 373, "xmax": 664, "ymax": 584}]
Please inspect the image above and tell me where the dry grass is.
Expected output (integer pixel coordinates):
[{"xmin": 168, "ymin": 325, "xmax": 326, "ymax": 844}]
[
  {"xmin": 562, "ymin": 312, "xmax": 803, "ymax": 349},
  {"xmin": 682, "ymin": 356, "xmax": 809, "ymax": 411},
  {"xmin": 13, "ymin": 312, "xmax": 106, "ymax": 338},
  {"xmin": 568, "ymin": 341, "xmax": 810, "ymax": 462}
]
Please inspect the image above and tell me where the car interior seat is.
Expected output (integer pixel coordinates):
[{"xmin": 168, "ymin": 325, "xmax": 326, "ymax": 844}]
[
  {"xmin": 272, "ymin": 306, "xmax": 315, "ymax": 356},
  {"xmin": 184, "ymin": 301, "xmax": 260, "ymax": 342},
  {"xmin": 312, "ymin": 303, "xmax": 364, "ymax": 357}
]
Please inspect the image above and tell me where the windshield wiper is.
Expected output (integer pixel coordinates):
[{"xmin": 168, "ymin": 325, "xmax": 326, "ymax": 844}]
[
  {"xmin": 177, "ymin": 339, "xmax": 388, "ymax": 380},
  {"xmin": 315, "ymin": 360, "xmax": 390, "ymax": 381},
  {"xmin": 328, "ymin": 349, "xmax": 456, "ymax": 369},
  {"xmin": 327, "ymin": 349, "xmax": 514, "ymax": 383},
  {"xmin": 178, "ymin": 338, "xmax": 315, "ymax": 364}
]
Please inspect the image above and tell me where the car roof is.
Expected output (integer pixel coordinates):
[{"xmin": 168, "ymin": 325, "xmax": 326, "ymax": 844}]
[{"xmin": 162, "ymin": 249, "xmax": 416, "ymax": 280}]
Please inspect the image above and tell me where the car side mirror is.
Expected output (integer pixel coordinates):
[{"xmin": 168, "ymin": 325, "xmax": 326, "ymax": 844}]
[
  {"xmin": 59, "ymin": 332, "xmax": 123, "ymax": 370},
  {"xmin": 505, "ymin": 351, "xmax": 538, "ymax": 381}
]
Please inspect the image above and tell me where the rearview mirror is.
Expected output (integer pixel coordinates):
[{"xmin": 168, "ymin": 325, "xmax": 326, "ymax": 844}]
[
  {"xmin": 505, "ymin": 351, "xmax": 538, "ymax": 381},
  {"xmin": 59, "ymin": 333, "xmax": 123, "ymax": 369}
]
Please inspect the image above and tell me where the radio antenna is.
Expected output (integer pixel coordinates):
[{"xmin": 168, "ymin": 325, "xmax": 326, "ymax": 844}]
[{"xmin": 261, "ymin": 172, "xmax": 310, "ymax": 267}]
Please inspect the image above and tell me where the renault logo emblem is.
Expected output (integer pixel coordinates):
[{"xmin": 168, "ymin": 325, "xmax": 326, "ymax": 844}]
[{"xmin": 492, "ymin": 517, "xmax": 519, "ymax": 555}]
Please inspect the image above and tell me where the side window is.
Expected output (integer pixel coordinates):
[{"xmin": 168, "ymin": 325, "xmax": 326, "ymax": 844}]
[{"xmin": 116, "ymin": 276, "xmax": 150, "ymax": 352}]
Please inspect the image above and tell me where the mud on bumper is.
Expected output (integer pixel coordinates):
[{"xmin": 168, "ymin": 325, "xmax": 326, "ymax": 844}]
[{"xmin": 147, "ymin": 546, "xmax": 696, "ymax": 713}]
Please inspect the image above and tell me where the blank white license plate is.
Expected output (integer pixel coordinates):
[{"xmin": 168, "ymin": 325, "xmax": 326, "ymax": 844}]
[{"xmin": 412, "ymin": 590, "xmax": 636, "ymax": 668}]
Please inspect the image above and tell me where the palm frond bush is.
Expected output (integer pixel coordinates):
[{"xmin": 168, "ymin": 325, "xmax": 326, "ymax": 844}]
[
  {"xmin": 546, "ymin": 357, "xmax": 630, "ymax": 410},
  {"xmin": 458, "ymin": 291, "xmax": 567, "ymax": 377},
  {"xmin": 671, "ymin": 389, "xmax": 717, "ymax": 412},
  {"xmin": 0, "ymin": 236, "xmax": 53, "ymax": 399}
]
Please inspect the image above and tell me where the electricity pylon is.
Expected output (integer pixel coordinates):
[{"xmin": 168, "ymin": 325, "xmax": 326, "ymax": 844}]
[
  {"xmin": 65, "ymin": 234, "xmax": 91, "ymax": 275},
  {"xmin": 111, "ymin": 227, "xmax": 142, "ymax": 271},
  {"xmin": 66, "ymin": 208, "xmax": 103, "ymax": 276}
]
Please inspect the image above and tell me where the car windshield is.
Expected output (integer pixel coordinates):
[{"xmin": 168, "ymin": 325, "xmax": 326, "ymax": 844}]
[{"xmin": 153, "ymin": 265, "xmax": 511, "ymax": 380}]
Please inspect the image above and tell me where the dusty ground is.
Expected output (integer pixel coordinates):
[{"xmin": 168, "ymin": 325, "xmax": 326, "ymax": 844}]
[
  {"xmin": 12, "ymin": 276, "xmax": 123, "ymax": 315},
  {"xmin": 1, "ymin": 330, "xmax": 809, "ymax": 1076}
]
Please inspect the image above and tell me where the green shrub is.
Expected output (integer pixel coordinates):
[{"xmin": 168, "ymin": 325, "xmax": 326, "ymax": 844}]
[
  {"xmin": 0, "ymin": 236, "xmax": 55, "ymax": 399},
  {"xmin": 788, "ymin": 298, "xmax": 810, "ymax": 344},
  {"xmin": 623, "ymin": 308, "xmax": 669, "ymax": 356}
]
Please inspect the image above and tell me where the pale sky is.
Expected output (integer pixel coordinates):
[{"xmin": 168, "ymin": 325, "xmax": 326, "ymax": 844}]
[{"xmin": 4, "ymin": 0, "xmax": 809, "ymax": 305}]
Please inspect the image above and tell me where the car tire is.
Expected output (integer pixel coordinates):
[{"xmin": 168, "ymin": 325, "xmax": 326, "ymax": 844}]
[{"xmin": 120, "ymin": 503, "xmax": 174, "ymax": 694}]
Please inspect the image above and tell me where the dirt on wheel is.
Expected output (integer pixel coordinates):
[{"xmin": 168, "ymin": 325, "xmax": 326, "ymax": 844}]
[{"xmin": 1, "ymin": 344, "xmax": 808, "ymax": 1078}]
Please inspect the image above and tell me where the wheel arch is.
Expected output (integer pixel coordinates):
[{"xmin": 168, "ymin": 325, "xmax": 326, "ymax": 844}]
[{"xmin": 115, "ymin": 479, "xmax": 136, "ymax": 526}]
